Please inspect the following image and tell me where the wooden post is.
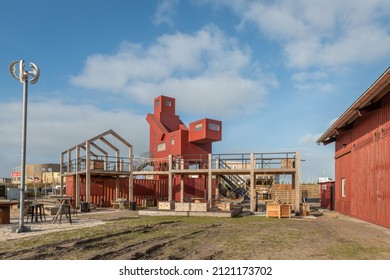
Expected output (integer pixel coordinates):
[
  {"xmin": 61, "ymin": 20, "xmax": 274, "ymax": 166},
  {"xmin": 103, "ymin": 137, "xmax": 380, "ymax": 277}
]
[
  {"xmin": 75, "ymin": 145, "xmax": 80, "ymax": 208},
  {"xmin": 60, "ymin": 152, "xmax": 65, "ymax": 198},
  {"xmin": 116, "ymin": 175, "xmax": 120, "ymax": 200},
  {"xmin": 208, "ymin": 153, "xmax": 212, "ymax": 207},
  {"xmin": 67, "ymin": 149, "xmax": 72, "ymax": 176},
  {"xmin": 85, "ymin": 140, "xmax": 91, "ymax": 203},
  {"xmin": 168, "ymin": 155, "xmax": 173, "ymax": 202},
  {"xmin": 129, "ymin": 146, "xmax": 134, "ymax": 203},
  {"xmin": 215, "ymin": 159, "xmax": 220, "ymax": 199},
  {"xmin": 116, "ymin": 151, "xmax": 120, "ymax": 171},
  {"xmin": 180, "ymin": 175, "xmax": 184, "ymax": 202},
  {"xmin": 250, "ymin": 153, "xmax": 255, "ymax": 212},
  {"xmin": 293, "ymin": 151, "xmax": 301, "ymax": 213}
]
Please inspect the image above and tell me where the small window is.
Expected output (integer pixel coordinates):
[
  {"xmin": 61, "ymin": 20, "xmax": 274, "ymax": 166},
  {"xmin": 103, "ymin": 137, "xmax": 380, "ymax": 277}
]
[
  {"xmin": 171, "ymin": 138, "xmax": 175, "ymax": 145},
  {"xmin": 195, "ymin": 123, "xmax": 203, "ymax": 131},
  {"xmin": 157, "ymin": 142, "xmax": 166, "ymax": 152},
  {"xmin": 165, "ymin": 100, "xmax": 172, "ymax": 107},
  {"xmin": 341, "ymin": 178, "xmax": 346, "ymax": 197},
  {"xmin": 208, "ymin": 122, "xmax": 220, "ymax": 131},
  {"xmin": 155, "ymin": 99, "xmax": 160, "ymax": 107}
]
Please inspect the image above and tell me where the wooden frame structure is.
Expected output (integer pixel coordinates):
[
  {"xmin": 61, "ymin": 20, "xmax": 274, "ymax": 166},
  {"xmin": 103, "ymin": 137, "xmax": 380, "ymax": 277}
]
[
  {"xmin": 60, "ymin": 129, "xmax": 300, "ymax": 212},
  {"xmin": 134, "ymin": 152, "xmax": 301, "ymax": 212},
  {"xmin": 60, "ymin": 129, "xmax": 134, "ymax": 208}
]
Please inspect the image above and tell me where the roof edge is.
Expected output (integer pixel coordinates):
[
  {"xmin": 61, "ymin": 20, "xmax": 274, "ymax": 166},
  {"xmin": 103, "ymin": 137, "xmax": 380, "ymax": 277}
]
[{"xmin": 317, "ymin": 67, "xmax": 390, "ymax": 144}]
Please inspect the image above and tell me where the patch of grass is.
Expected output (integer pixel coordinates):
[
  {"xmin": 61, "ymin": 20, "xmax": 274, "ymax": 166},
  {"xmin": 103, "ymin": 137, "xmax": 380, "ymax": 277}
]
[{"xmin": 326, "ymin": 242, "xmax": 390, "ymax": 259}]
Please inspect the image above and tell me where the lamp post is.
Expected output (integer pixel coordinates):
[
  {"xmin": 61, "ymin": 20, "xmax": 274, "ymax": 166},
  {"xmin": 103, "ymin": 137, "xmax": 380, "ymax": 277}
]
[{"xmin": 9, "ymin": 60, "xmax": 40, "ymax": 233}]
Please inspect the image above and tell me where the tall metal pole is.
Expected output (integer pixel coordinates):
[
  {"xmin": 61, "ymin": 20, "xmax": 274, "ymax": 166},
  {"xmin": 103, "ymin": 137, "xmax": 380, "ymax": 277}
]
[
  {"xmin": 18, "ymin": 75, "xmax": 28, "ymax": 232},
  {"xmin": 9, "ymin": 60, "xmax": 40, "ymax": 233}
]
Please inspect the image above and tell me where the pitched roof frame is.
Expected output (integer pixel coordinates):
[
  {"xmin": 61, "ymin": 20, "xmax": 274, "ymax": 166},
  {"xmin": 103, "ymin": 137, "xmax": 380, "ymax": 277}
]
[
  {"xmin": 61, "ymin": 129, "xmax": 133, "ymax": 158},
  {"xmin": 317, "ymin": 67, "xmax": 390, "ymax": 144}
]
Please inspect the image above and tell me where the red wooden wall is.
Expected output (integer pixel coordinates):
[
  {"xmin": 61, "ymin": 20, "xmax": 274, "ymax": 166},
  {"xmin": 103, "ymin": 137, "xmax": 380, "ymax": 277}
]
[
  {"xmin": 66, "ymin": 177, "xmax": 168, "ymax": 207},
  {"xmin": 335, "ymin": 92, "xmax": 390, "ymax": 228},
  {"xmin": 65, "ymin": 175, "xmax": 216, "ymax": 207}
]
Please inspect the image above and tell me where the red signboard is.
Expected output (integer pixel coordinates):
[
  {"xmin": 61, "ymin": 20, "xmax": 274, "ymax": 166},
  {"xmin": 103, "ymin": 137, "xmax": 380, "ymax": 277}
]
[{"xmin": 11, "ymin": 172, "xmax": 21, "ymax": 177}]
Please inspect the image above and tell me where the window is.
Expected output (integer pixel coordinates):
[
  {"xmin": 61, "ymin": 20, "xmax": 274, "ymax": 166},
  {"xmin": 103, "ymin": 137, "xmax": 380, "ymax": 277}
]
[
  {"xmin": 157, "ymin": 142, "xmax": 166, "ymax": 152},
  {"xmin": 341, "ymin": 178, "xmax": 346, "ymax": 197},
  {"xmin": 155, "ymin": 99, "xmax": 160, "ymax": 107},
  {"xmin": 170, "ymin": 138, "xmax": 175, "ymax": 145},
  {"xmin": 195, "ymin": 123, "xmax": 203, "ymax": 131},
  {"xmin": 165, "ymin": 100, "xmax": 172, "ymax": 107},
  {"xmin": 208, "ymin": 122, "xmax": 220, "ymax": 131}
]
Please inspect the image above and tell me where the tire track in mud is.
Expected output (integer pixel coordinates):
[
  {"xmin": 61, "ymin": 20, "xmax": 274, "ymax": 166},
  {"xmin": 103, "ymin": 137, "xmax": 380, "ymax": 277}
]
[
  {"xmin": 0, "ymin": 221, "xmax": 181, "ymax": 260},
  {"xmin": 90, "ymin": 225, "xmax": 224, "ymax": 260}
]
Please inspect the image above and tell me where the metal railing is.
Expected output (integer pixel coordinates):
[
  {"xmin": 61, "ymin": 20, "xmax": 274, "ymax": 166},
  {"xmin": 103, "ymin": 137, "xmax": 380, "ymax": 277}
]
[
  {"xmin": 62, "ymin": 152, "xmax": 298, "ymax": 173},
  {"xmin": 61, "ymin": 155, "xmax": 132, "ymax": 173}
]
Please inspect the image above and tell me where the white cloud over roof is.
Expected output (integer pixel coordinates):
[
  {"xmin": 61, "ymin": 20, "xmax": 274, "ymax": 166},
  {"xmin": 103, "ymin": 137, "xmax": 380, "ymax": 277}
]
[
  {"xmin": 221, "ymin": 0, "xmax": 390, "ymax": 68},
  {"xmin": 70, "ymin": 24, "xmax": 267, "ymax": 117}
]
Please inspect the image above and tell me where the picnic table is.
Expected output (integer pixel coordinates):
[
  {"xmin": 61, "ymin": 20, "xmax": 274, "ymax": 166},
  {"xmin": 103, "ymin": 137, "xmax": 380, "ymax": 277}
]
[{"xmin": 112, "ymin": 198, "xmax": 127, "ymax": 210}]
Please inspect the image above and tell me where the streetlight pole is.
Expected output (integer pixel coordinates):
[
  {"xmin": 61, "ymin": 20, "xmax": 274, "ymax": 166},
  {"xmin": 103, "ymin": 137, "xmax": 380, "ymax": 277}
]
[{"xmin": 9, "ymin": 60, "xmax": 40, "ymax": 233}]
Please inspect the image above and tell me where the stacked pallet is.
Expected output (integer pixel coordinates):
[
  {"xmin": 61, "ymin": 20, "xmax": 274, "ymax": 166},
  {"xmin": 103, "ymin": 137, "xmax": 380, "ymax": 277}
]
[
  {"xmin": 300, "ymin": 184, "xmax": 320, "ymax": 199},
  {"xmin": 273, "ymin": 189, "xmax": 295, "ymax": 205}
]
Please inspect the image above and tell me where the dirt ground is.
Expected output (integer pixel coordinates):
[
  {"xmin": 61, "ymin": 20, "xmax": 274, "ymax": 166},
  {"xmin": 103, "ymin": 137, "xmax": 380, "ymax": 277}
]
[{"xmin": 1, "ymin": 204, "xmax": 390, "ymax": 260}]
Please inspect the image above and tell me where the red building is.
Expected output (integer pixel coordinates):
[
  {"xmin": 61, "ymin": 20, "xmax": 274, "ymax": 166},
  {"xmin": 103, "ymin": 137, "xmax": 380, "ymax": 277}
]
[
  {"xmin": 146, "ymin": 95, "xmax": 222, "ymax": 161},
  {"xmin": 320, "ymin": 181, "xmax": 335, "ymax": 210},
  {"xmin": 318, "ymin": 68, "xmax": 390, "ymax": 228},
  {"xmin": 146, "ymin": 95, "xmax": 222, "ymax": 200}
]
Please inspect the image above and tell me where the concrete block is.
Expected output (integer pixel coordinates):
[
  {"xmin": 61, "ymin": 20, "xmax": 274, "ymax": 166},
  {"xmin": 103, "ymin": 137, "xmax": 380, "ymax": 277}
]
[
  {"xmin": 175, "ymin": 202, "xmax": 190, "ymax": 211},
  {"xmin": 190, "ymin": 202, "xmax": 208, "ymax": 212}
]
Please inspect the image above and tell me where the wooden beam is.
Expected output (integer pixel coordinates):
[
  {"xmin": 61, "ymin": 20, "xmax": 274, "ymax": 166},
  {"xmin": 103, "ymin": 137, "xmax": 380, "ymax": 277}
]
[
  {"xmin": 323, "ymin": 137, "xmax": 336, "ymax": 145},
  {"xmin": 336, "ymin": 123, "xmax": 353, "ymax": 134},
  {"xmin": 357, "ymin": 101, "xmax": 381, "ymax": 116}
]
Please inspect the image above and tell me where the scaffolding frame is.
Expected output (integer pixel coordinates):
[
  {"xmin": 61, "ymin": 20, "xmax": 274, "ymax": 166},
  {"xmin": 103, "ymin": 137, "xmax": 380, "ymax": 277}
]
[{"xmin": 60, "ymin": 129, "xmax": 134, "ymax": 208}]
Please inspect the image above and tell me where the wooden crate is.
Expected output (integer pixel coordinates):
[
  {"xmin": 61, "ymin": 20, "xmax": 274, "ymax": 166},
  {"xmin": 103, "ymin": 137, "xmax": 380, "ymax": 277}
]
[
  {"xmin": 217, "ymin": 202, "xmax": 233, "ymax": 212},
  {"xmin": 158, "ymin": 201, "xmax": 175, "ymax": 210},
  {"xmin": 90, "ymin": 160, "xmax": 104, "ymax": 170},
  {"xmin": 266, "ymin": 204, "xmax": 291, "ymax": 218}
]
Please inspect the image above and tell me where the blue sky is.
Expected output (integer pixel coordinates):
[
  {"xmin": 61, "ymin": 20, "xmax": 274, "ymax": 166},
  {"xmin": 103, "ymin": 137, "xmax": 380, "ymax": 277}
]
[{"xmin": 1, "ymin": 0, "xmax": 390, "ymax": 182}]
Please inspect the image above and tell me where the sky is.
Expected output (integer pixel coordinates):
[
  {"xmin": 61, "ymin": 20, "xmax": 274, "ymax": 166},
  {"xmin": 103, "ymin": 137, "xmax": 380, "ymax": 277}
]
[{"xmin": 1, "ymin": 0, "xmax": 390, "ymax": 182}]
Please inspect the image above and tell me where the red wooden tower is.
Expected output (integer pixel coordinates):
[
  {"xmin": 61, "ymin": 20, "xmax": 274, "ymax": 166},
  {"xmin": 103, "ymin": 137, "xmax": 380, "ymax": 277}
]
[{"xmin": 146, "ymin": 95, "xmax": 222, "ymax": 164}]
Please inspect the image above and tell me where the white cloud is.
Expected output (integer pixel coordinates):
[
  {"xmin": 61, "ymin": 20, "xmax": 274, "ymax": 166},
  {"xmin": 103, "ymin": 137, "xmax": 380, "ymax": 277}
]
[
  {"xmin": 220, "ymin": 0, "xmax": 390, "ymax": 69},
  {"xmin": 292, "ymin": 71, "xmax": 328, "ymax": 83},
  {"xmin": 293, "ymin": 82, "xmax": 333, "ymax": 93},
  {"xmin": 153, "ymin": 0, "xmax": 179, "ymax": 26},
  {"xmin": 70, "ymin": 25, "xmax": 267, "ymax": 117},
  {"xmin": 291, "ymin": 71, "xmax": 333, "ymax": 93},
  {"xmin": 298, "ymin": 133, "xmax": 323, "ymax": 145},
  {"xmin": 0, "ymin": 99, "xmax": 148, "ymax": 177}
]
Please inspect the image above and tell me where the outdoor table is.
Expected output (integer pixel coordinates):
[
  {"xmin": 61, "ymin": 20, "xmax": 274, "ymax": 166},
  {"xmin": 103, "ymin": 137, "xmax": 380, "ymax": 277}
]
[
  {"xmin": 116, "ymin": 198, "xmax": 127, "ymax": 210},
  {"xmin": 50, "ymin": 196, "xmax": 73, "ymax": 224},
  {"xmin": 0, "ymin": 202, "xmax": 18, "ymax": 224},
  {"xmin": 50, "ymin": 195, "xmax": 73, "ymax": 205}
]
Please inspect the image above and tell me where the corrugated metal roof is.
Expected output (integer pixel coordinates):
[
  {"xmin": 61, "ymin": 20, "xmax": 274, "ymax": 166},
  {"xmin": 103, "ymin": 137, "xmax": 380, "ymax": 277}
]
[{"xmin": 317, "ymin": 67, "xmax": 390, "ymax": 144}]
